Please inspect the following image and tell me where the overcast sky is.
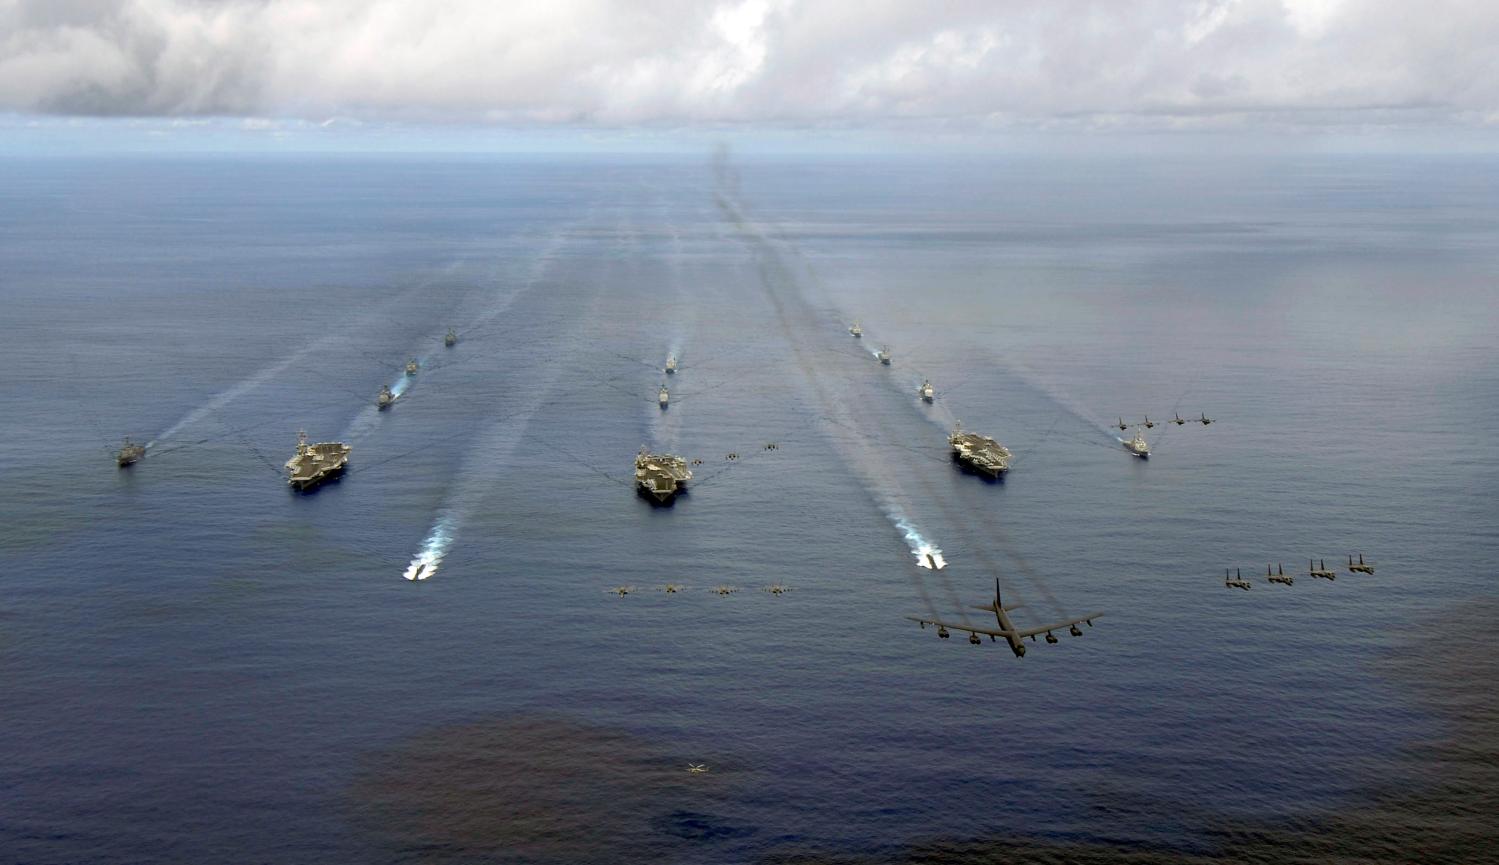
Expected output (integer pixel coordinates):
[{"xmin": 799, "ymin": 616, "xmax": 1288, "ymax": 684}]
[{"xmin": 2, "ymin": 0, "xmax": 1497, "ymax": 150}]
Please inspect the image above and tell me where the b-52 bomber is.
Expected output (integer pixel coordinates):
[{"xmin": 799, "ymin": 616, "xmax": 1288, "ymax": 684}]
[{"xmin": 908, "ymin": 579, "xmax": 1102, "ymax": 658}]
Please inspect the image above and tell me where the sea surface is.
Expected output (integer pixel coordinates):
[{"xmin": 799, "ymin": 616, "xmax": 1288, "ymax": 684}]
[{"xmin": 1, "ymin": 153, "xmax": 1496, "ymax": 864}]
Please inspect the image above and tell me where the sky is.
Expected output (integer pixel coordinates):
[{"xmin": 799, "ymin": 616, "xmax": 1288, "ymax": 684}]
[{"xmin": 2, "ymin": 0, "xmax": 1497, "ymax": 153}]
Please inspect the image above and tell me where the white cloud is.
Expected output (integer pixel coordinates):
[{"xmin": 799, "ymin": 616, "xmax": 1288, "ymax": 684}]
[{"xmin": 0, "ymin": 0, "xmax": 1494, "ymax": 131}]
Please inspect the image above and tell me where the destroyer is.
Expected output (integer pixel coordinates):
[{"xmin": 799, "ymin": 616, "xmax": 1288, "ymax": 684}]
[
  {"xmin": 635, "ymin": 447, "xmax": 692, "ymax": 504},
  {"xmin": 444, "ymin": 328, "xmax": 457, "ymax": 347},
  {"xmin": 877, "ymin": 346, "xmax": 892, "ymax": 365},
  {"xmin": 377, "ymin": 385, "xmax": 395, "ymax": 410},
  {"xmin": 405, "ymin": 358, "xmax": 419, "ymax": 376},
  {"xmin": 116, "ymin": 437, "xmax": 145, "ymax": 467},
  {"xmin": 849, "ymin": 321, "xmax": 862, "ymax": 338},
  {"xmin": 949, "ymin": 423, "xmax": 1011, "ymax": 477},
  {"xmin": 658, "ymin": 385, "xmax": 670, "ymax": 409},
  {"xmin": 919, "ymin": 380, "xmax": 935, "ymax": 402},
  {"xmin": 665, "ymin": 354, "xmax": 677, "ymax": 374},
  {"xmin": 284, "ymin": 431, "xmax": 350, "ymax": 490}
]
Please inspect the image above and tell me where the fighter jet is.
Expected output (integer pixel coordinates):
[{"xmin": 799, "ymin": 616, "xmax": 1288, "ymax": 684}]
[
  {"xmin": 907, "ymin": 578, "xmax": 1102, "ymax": 658},
  {"xmin": 1142, "ymin": 415, "xmax": 1155, "ymax": 429},
  {"xmin": 1117, "ymin": 417, "xmax": 1129, "ymax": 431},
  {"xmin": 1198, "ymin": 412, "xmax": 1213, "ymax": 425},
  {"xmin": 1172, "ymin": 412, "xmax": 1186, "ymax": 425},
  {"xmin": 687, "ymin": 764, "xmax": 710, "ymax": 774},
  {"xmin": 765, "ymin": 583, "xmax": 791, "ymax": 596},
  {"xmin": 711, "ymin": 585, "xmax": 738, "ymax": 595},
  {"xmin": 1308, "ymin": 559, "xmax": 1336, "ymax": 580},
  {"xmin": 663, "ymin": 583, "xmax": 686, "ymax": 594},
  {"xmin": 1268, "ymin": 564, "xmax": 1294, "ymax": 586},
  {"xmin": 607, "ymin": 585, "xmax": 636, "ymax": 596},
  {"xmin": 1347, "ymin": 553, "xmax": 1375, "ymax": 574},
  {"xmin": 1225, "ymin": 568, "xmax": 1252, "ymax": 590}
]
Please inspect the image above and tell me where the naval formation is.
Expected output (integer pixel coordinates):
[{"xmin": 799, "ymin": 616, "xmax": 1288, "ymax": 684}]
[{"xmin": 108, "ymin": 315, "xmax": 1381, "ymax": 660}]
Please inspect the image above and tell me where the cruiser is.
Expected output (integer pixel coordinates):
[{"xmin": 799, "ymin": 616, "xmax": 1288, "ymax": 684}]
[
  {"xmin": 877, "ymin": 346, "xmax": 892, "ymax": 365},
  {"xmin": 284, "ymin": 431, "xmax": 350, "ymax": 490},
  {"xmin": 1123, "ymin": 427, "xmax": 1150, "ymax": 458},
  {"xmin": 849, "ymin": 321, "xmax": 862, "ymax": 338},
  {"xmin": 405, "ymin": 358, "xmax": 419, "ymax": 376},
  {"xmin": 635, "ymin": 447, "xmax": 692, "ymax": 504},
  {"xmin": 658, "ymin": 385, "xmax": 669, "ymax": 409},
  {"xmin": 949, "ymin": 423, "xmax": 1011, "ymax": 477},
  {"xmin": 377, "ymin": 384, "xmax": 395, "ymax": 410},
  {"xmin": 444, "ymin": 328, "xmax": 457, "ymax": 347},
  {"xmin": 116, "ymin": 437, "xmax": 145, "ymax": 467},
  {"xmin": 665, "ymin": 354, "xmax": 677, "ymax": 374},
  {"xmin": 919, "ymin": 380, "xmax": 935, "ymax": 402}
]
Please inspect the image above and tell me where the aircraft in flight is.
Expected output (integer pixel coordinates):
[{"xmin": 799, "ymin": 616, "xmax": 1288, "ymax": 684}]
[{"xmin": 907, "ymin": 578, "xmax": 1102, "ymax": 657}]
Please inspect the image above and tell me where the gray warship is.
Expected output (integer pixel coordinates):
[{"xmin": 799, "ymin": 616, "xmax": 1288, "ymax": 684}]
[
  {"xmin": 1123, "ymin": 427, "xmax": 1150, "ymax": 458},
  {"xmin": 877, "ymin": 346, "xmax": 892, "ymax": 365},
  {"xmin": 405, "ymin": 358, "xmax": 419, "ymax": 376},
  {"xmin": 849, "ymin": 321, "xmax": 862, "ymax": 337},
  {"xmin": 665, "ymin": 354, "xmax": 677, "ymax": 374},
  {"xmin": 284, "ymin": 431, "xmax": 351, "ymax": 490},
  {"xmin": 635, "ymin": 447, "xmax": 692, "ymax": 504},
  {"xmin": 444, "ymin": 328, "xmax": 457, "ymax": 347},
  {"xmin": 377, "ymin": 384, "xmax": 395, "ymax": 410},
  {"xmin": 948, "ymin": 423, "xmax": 1011, "ymax": 477},
  {"xmin": 919, "ymin": 380, "xmax": 935, "ymax": 402},
  {"xmin": 658, "ymin": 384, "xmax": 670, "ymax": 409},
  {"xmin": 116, "ymin": 437, "xmax": 145, "ymax": 467}
]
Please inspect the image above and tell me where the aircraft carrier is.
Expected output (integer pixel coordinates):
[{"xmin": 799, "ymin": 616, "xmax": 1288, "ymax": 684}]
[
  {"xmin": 948, "ymin": 424, "xmax": 1011, "ymax": 477},
  {"xmin": 635, "ymin": 448, "xmax": 692, "ymax": 504},
  {"xmin": 284, "ymin": 431, "xmax": 351, "ymax": 490}
]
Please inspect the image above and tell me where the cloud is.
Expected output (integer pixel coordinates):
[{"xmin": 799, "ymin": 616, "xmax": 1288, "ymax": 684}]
[{"xmin": 0, "ymin": 0, "xmax": 1495, "ymax": 131}]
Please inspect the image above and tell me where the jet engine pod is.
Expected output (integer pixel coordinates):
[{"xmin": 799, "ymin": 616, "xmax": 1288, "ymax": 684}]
[
  {"xmin": 937, "ymin": 626, "xmax": 950, "ymax": 639},
  {"xmin": 968, "ymin": 633, "xmax": 981, "ymax": 645},
  {"xmin": 1069, "ymin": 625, "xmax": 1082, "ymax": 637},
  {"xmin": 1045, "ymin": 632, "xmax": 1059, "ymax": 644}
]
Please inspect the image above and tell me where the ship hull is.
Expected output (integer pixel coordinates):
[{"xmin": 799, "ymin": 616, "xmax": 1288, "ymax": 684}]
[
  {"xmin": 951, "ymin": 451, "xmax": 1006, "ymax": 479},
  {"xmin": 288, "ymin": 464, "xmax": 346, "ymax": 491},
  {"xmin": 636, "ymin": 484, "xmax": 683, "ymax": 506}
]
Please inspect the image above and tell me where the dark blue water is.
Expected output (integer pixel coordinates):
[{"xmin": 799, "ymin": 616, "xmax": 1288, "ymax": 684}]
[{"xmin": 2, "ymin": 154, "xmax": 1496, "ymax": 864}]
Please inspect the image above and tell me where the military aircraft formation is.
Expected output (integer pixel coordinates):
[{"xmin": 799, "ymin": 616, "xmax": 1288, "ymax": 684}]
[
  {"xmin": 1223, "ymin": 554, "xmax": 1376, "ymax": 589},
  {"xmin": 1120, "ymin": 412, "xmax": 1212, "ymax": 430}
]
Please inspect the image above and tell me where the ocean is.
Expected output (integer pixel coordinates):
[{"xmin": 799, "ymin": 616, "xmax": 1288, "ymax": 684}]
[{"xmin": 1, "ymin": 152, "xmax": 1496, "ymax": 864}]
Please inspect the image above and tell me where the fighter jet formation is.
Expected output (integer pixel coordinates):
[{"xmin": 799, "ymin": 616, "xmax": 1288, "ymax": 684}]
[{"xmin": 1220, "ymin": 554, "xmax": 1382, "ymax": 589}]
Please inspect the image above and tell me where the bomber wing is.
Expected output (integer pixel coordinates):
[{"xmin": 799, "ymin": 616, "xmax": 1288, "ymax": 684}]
[
  {"xmin": 1009, "ymin": 612, "xmax": 1104, "ymax": 639},
  {"xmin": 905, "ymin": 616, "xmax": 1013, "ymax": 639}
]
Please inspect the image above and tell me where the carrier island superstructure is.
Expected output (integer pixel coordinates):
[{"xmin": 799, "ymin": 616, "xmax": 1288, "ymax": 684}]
[
  {"xmin": 635, "ymin": 447, "xmax": 692, "ymax": 504},
  {"xmin": 284, "ymin": 431, "xmax": 351, "ymax": 490},
  {"xmin": 948, "ymin": 424, "xmax": 1011, "ymax": 477}
]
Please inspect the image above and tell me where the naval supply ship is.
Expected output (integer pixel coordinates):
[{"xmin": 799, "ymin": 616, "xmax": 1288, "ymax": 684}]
[
  {"xmin": 284, "ymin": 431, "xmax": 351, "ymax": 490},
  {"xmin": 116, "ymin": 437, "xmax": 145, "ymax": 467},
  {"xmin": 948, "ymin": 424, "xmax": 1011, "ymax": 477},
  {"xmin": 635, "ymin": 447, "xmax": 692, "ymax": 504}
]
